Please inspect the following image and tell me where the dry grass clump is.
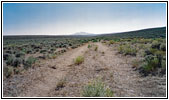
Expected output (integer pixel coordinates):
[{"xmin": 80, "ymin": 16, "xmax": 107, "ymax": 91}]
[
  {"xmin": 74, "ymin": 56, "xmax": 84, "ymax": 65},
  {"xmin": 95, "ymin": 45, "xmax": 98, "ymax": 51},
  {"xmin": 55, "ymin": 78, "xmax": 66, "ymax": 91},
  {"xmin": 81, "ymin": 79, "xmax": 113, "ymax": 97}
]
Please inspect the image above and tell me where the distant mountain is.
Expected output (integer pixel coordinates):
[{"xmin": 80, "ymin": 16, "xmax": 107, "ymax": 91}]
[{"xmin": 72, "ymin": 32, "xmax": 97, "ymax": 36}]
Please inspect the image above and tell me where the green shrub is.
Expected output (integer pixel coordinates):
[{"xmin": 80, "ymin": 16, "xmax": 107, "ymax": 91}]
[
  {"xmin": 81, "ymin": 80, "xmax": 113, "ymax": 97},
  {"xmin": 88, "ymin": 44, "xmax": 92, "ymax": 48},
  {"xmin": 118, "ymin": 44, "xmax": 137, "ymax": 56},
  {"xmin": 24, "ymin": 56, "xmax": 37, "ymax": 68},
  {"xmin": 109, "ymin": 40, "xmax": 114, "ymax": 44},
  {"xmin": 117, "ymin": 45, "xmax": 124, "ymax": 54},
  {"xmin": 143, "ymin": 56, "xmax": 159, "ymax": 72},
  {"xmin": 74, "ymin": 56, "xmax": 84, "ymax": 65},
  {"xmin": 142, "ymin": 54, "xmax": 164, "ymax": 73}
]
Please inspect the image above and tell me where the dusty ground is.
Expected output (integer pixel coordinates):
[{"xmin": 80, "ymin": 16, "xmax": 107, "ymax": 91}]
[{"xmin": 3, "ymin": 42, "xmax": 166, "ymax": 97}]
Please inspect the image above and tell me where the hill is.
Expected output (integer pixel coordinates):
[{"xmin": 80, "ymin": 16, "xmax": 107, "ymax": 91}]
[{"xmin": 98, "ymin": 27, "xmax": 166, "ymax": 39}]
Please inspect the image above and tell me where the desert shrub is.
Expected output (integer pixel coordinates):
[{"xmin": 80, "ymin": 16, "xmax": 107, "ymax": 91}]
[
  {"xmin": 92, "ymin": 39, "xmax": 98, "ymax": 42},
  {"xmin": 151, "ymin": 41, "xmax": 160, "ymax": 49},
  {"xmin": 3, "ymin": 66, "xmax": 13, "ymax": 78},
  {"xmin": 55, "ymin": 78, "xmax": 66, "ymax": 91},
  {"xmin": 61, "ymin": 49, "xmax": 67, "ymax": 53},
  {"xmin": 109, "ymin": 40, "xmax": 114, "ymax": 44},
  {"xmin": 143, "ymin": 55, "xmax": 159, "ymax": 72},
  {"xmin": 131, "ymin": 59, "xmax": 141, "ymax": 68},
  {"xmin": 140, "ymin": 54, "xmax": 165, "ymax": 75},
  {"xmin": 40, "ymin": 49, "xmax": 47, "ymax": 53},
  {"xmin": 95, "ymin": 46, "xmax": 98, "ymax": 51},
  {"xmin": 117, "ymin": 45, "xmax": 124, "ymax": 54},
  {"xmin": 15, "ymin": 51, "xmax": 25, "ymax": 57},
  {"xmin": 21, "ymin": 48, "xmax": 27, "ymax": 53},
  {"xmin": 24, "ymin": 56, "xmax": 37, "ymax": 68},
  {"xmin": 5, "ymin": 50, "xmax": 12, "ymax": 54},
  {"xmin": 26, "ymin": 49, "xmax": 32, "ymax": 54},
  {"xmin": 69, "ymin": 43, "xmax": 72, "ymax": 46},
  {"xmin": 71, "ymin": 45, "xmax": 77, "ymax": 49},
  {"xmin": 13, "ymin": 68, "xmax": 20, "ymax": 74},
  {"xmin": 144, "ymin": 47, "xmax": 165, "ymax": 56},
  {"xmin": 124, "ymin": 47, "xmax": 137, "ymax": 56},
  {"xmin": 74, "ymin": 56, "xmax": 84, "ymax": 65},
  {"xmin": 118, "ymin": 44, "xmax": 137, "ymax": 56},
  {"xmin": 88, "ymin": 44, "xmax": 92, "ymax": 48},
  {"xmin": 161, "ymin": 59, "xmax": 166, "ymax": 69},
  {"xmin": 50, "ymin": 48, "xmax": 56, "ymax": 52},
  {"xmin": 48, "ymin": 53, "xmax": 57, "ymax": 59},
  {"xmin": 6, "ymin": 55, "xmax": 15, "ymax": 66},
  {"xmin": 12, "ymin": 58, "xmax": 23, "ymax": 67},
  {"xmin": 160, "ymin": 43, "xmax": 166, "ymax": 51},
  {"xmin": 3, "ymin": 53, "xmax": 10, "ymax": 60},
  {"xmin": 81, "ymin": 80, "xmax": 113, "ymax": 97}
]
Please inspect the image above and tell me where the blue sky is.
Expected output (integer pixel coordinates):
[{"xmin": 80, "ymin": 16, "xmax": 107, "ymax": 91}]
[{"xmin": 3, "ymin": 3, "xmax": 166, "ymax": 35}]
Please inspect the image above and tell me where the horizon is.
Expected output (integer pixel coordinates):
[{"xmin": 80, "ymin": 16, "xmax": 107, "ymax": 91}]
[
  {"xmin": 3, "ymin": 26, "xmax": 166, "ymax": 36},
  {"xmin": 3, "ymin": 3, "xmax": 166, "ymax": 35}
]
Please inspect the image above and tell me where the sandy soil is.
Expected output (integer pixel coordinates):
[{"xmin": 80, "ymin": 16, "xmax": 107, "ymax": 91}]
[{"xmin": 3, "ymin": 42, "xmax": 166, "ymax": 97}]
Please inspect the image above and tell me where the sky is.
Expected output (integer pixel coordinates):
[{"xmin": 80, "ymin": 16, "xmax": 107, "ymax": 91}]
[{"xmin": 3, "ymin": 3, "xmax": 166, "ymax": 35}]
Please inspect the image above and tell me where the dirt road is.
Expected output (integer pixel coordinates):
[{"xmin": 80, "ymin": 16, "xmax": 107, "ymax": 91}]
[{"xmin": 3, "ymin": 42, "xmax": 166, "ymax": 97}]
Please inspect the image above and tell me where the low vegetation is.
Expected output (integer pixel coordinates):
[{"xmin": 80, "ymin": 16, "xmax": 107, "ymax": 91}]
[
  {"xmin": 81, "ymin": 79, "xmax": 113, "ymax": 97},
  {"xmin": 24, "ymin": 56, "xmax": 37, "ymax": 69},
  {"xmin": 95, "ymin": 45, "xmax": 98, "ymax": 51},
  {"xmin": 55, "ymin": 78, "xmax": 66, "ymax": 91},
  {"xmin": 74, "ymin": 56, "xmax": 84, "ymax": 65}
]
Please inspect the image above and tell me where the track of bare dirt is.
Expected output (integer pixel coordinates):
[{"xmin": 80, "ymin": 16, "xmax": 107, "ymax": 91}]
[{"xmin": 3, "ymin": 43, "xmax": 166, "ymax": 97}]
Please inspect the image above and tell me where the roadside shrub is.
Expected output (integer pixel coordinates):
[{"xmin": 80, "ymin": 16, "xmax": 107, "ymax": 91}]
[
  {"xmin": 74, "ymin": 56, "xmax": 84, "ymax": 65},
  {"xmin": 81, "ymin": 80, "xmax": 113, "ymax": 97},
  {"xmin": 124, "ymin": 47, "xmax": 137, "ymax": 56},
  {"xmin": 24, "ymin": 56, "xmax": 37, "ymax": 68},
  {"xmin": 118, "ymin": 44, "xmax": 137, "ymax": 56}
]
